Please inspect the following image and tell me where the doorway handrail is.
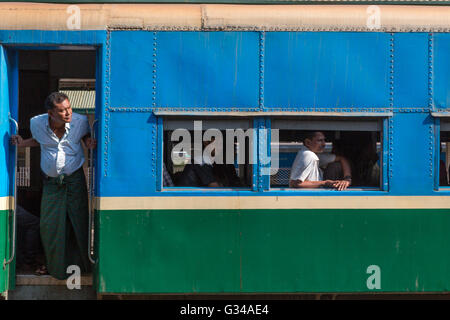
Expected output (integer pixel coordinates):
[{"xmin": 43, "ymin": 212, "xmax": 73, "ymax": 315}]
[
  {"xmin": 4, "ymin": 115, "xmax": 18, "ymax": 269},
  {"xmin": 88, "ymin": 119, "xmax": 98, "ymax": 264}
]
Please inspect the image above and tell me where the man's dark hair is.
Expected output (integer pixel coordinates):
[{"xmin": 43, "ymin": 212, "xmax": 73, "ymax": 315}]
[
  {"xmin": 44, "ymin": 92, "xmax": 69, "ymax": 111},
  {"xmin": 302, "ymin": 131, "xmax": 322, "ymax": 144}
]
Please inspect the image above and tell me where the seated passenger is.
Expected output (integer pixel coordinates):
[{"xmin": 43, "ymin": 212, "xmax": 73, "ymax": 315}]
[
  {"xmin": 16, "ymin": 205, "xmax": 44, "ymax": 274},
  {"xmin": 177, "ymin": 140, "xmax": 222, "ymax": 188},
  {"xmin": 163, "ymin": 163, "xmax": 174, "ymax": 187},
  {"xmin": 289, "ymin": 131, "xmax": 352, "ymax": 191},
  {"xmin": 354, "ymin": 138, "xmax": 380, "ymax": 187},
  {"xmin": 213, "ymin": 164, "xmax": 242, "ymax": 188},
  {"xmin": 440, "ymin": 159, "xmax": 449, "ymax": 186}
]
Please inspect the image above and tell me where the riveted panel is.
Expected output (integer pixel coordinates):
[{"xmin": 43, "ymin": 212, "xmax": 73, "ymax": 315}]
[
  {"xmin": 156, "ymin": 32, "xmax": 259, "ymax": 109},
  {"xmin": 101, "ymin": 112, "xmax": 156, "ymax": 196},
  {"xmin": 110, "ymin": 31, "xmax": 154, "ymax": 108},
  {"xmin": 264, "ymin": 32, "xmax": 391, "ymax": 110},
  {"xmin": 433, "ymin": 33, "xmax": 450, "ymax": 111},
  {"xmin": 393, "ymin": 33, "xmax": 429, "ymax": 110},
  {"xmin": 390, "ymin": 113, "xmax": 434, "ymax": 195}
]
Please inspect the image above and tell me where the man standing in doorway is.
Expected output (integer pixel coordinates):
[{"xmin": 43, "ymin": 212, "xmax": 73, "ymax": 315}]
[{"xmin": 11, "ymin": 92, "xmax": 96, "ymax": 279}]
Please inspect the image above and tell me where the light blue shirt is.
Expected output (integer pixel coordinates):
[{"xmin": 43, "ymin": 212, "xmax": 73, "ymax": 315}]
[{"xmin": 30, "ymin": 113, "xmax": 90, "ymax": 177}]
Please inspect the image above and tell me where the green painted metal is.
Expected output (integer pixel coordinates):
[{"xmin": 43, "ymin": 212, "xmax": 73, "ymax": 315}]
[
  {"xmin": 8, "ymin": 210, "xmax": 15, "ymax": 291},
  {"xmin": 96, "ymin": 208, "xmax": 450, "ymax": 294},
  {"xmin": 0, "ymin": 210, "xmax": 9, "ymax": 293}
]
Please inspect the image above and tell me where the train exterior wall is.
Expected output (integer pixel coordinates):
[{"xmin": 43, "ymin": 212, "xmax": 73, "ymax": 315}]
[
  {"xmin": 93, "ymin": 30, "xmax": 449, "ymax": 293},
  {"xmin": 0, "ymin": 6, "xmax": 449, "ymax": 294}
]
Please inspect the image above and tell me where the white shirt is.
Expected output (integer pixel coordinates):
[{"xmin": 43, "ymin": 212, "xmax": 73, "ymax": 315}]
[
  {"xmin": 30, "ymin": 113, "xmax": 90, "ymax": 177},
  {"xmin": 193, "ymin": 154, "xmax": 215, "ymax": 166},
  {"xmin": 290, "ymin": 146, "xmax": 336, "ymax": 182}
]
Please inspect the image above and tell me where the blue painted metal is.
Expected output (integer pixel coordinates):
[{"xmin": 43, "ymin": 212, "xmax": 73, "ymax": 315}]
[
  {"xmin": 102, "ymin": 112, "xmax": 157, "ymax": 196},
  {"xmin": 434, "ymin": 118, "xmax": 440, "ymax": 190},
  {"xmin": 382, "ymin": 117, "xmax": 389, "ymax": 191},
  {"xmin": 110, "ymin": 32, "xmax": 154, "ymax": 108},
  {"xmin": 0, "ymin": 45, "xmax": 17, "ymax": 293},
  {"xmin": 0, "ymin": 45, "xmax": 11, "ymax": 199},
  {"xmin": 390, "ymin": 113, "xmax": 435, "ymax": 195},
  {"xmin": 95, "ymin": 45, "xmax": 105, "ymax": 197},
  {"xmin": 393, "ymin": 33, "xmax": 429, "ymax": 110},
  {"xmin": 433, "ymin": 33, "xmax": 450, "ymax": 111},
  {"xmin": 252, "ymin": 119, "xmax": 259, "ymax": 191},
  {"xmin": 155, "ymin": 32, "xmax": 259, "ymax": 110},
  {"xmin": 262, "ymin": 117, "xmax": 271, "ymax": 191},
  {"xmin": 264, "ymin": 32, "xmax": 391, "ymax": 110},
  {"xmin": 0, "ymin": 29, "xmax": 448, "ymax": 198},
  {"xmin": 156, "ymin": 116, "xmax": 163, "ymax": 191},
  {"xmin": 255, "ymin": 117, "xmax": 264, "ymax": 192},
  {"xmin": 0, "ymin": 30, "xmax": 106, "ymax": 45}
]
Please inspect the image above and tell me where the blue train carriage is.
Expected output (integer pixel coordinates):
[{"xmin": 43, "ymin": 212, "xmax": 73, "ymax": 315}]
[{"xmin": 1, "ymin": 3, "xmax": 450, "ymax": 297}]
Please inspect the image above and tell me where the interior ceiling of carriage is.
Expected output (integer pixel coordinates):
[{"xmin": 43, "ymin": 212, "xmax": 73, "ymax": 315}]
[{"xmin": 0, "ymin": 3, "xmax": 450, "ymax": 31}]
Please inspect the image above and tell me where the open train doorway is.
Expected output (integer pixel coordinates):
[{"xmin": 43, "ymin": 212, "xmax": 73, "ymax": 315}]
[{"xmin": 14, "ymin": 49, "xmax": 97, "ymax": 286}]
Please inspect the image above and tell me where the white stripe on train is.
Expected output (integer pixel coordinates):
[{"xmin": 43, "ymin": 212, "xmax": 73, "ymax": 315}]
[{"xmin": 0, "ymin": 4, "xmax": 450, "ymax": 32}]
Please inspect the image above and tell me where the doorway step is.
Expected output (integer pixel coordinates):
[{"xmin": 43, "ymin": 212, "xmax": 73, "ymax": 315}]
[{"xmin": 7, "ymin": 274, "xmax": 96, "ymax": 300}]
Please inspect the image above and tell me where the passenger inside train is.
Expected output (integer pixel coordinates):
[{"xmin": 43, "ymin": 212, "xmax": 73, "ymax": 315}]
[
  {"xmin": 164, "ymin": 126, "xmax": 251, "ymax": 189},
  {"xmin": 271, "ymin": 127, "xmax": 382, "ymax": 190},
  {"xmin": 288, "ymin": 131, "xmax": 352, "ymax": 191}
]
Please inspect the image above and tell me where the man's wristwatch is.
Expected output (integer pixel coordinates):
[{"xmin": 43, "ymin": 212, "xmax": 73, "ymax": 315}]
[{"xmin": 343, "ymin": 175, "xmax": 352, "ymax": 182}]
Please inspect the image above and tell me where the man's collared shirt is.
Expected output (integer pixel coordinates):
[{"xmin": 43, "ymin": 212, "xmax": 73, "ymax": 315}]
[
  {"xmin": 30, "ymin": 113, "xmax": 90, "ymax": 177},
  {"xmin": 290, "ymin": 145, "xmax": 336, "ymax": 182}
]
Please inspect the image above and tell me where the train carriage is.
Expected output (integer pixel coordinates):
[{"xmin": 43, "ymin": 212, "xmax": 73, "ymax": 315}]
[{"xmin": 1, "ymin": 2, "xmax": 450, "ymax": 298}]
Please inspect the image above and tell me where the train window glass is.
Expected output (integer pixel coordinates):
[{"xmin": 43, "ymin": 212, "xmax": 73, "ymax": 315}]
[
  {"xmin": 270, "ymin": 118, "xmax": 383, "ymax": 190},
  {"xmin": 439, "ymin": 120, "xmax": 450, "ymax": 187},
  {"xmin": 162, "ymin": 118, "xmax": 253, "ymax": 190}
]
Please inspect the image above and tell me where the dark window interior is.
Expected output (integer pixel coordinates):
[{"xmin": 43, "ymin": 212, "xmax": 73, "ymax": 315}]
[
  {"xmin": 440, "ymin": 130, "xmax": 450, "ymax": 187},
  {"xmin": 271, "ymin": 127, "xmax": 382, "ymax": 189},
  {"xmin": 163, "ymin": 125, "xmax": 253, "ymax": 189}
]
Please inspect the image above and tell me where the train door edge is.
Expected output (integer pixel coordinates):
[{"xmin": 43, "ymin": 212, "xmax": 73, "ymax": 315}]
[{"xmin": 0, "ymin": 45, "xmax": 18, "ymax": 298}]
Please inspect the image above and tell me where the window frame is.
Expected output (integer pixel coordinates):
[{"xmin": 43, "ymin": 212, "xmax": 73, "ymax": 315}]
[
  {"xmin": 156, "ymin": 112, "xmax": 391, "ymax": 194},
  {"xmin": 266, "ymin": 116, "xmax": 390, "ymax": 193},
  {"xmin": 435, "ymin": 116, "xmax": 450, "ymax": 191},
  {"xmin": 157, "ymin": 115, "xmax": 258, "ymax": 192}
]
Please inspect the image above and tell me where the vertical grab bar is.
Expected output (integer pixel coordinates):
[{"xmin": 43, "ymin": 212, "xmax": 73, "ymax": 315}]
[
  {"xmin": 88, "ymin": 119, "xmax": 98, "ymax": 264},
  {"xmin": 4, "ymin": 115, "xmax": 18, "ymax": 268}
]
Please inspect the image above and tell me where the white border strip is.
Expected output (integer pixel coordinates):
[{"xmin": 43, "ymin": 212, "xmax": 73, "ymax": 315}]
[
  {"xmin": 1, "ymin": 4, "xmax": 450, "ymax": 32},
  {"xmin": 96, "ymin": 196, "xmax": 450, "ymax": 210},
  {"xmin": 0, "ymin": 197, "xmax": 11, "ymax": 211}
]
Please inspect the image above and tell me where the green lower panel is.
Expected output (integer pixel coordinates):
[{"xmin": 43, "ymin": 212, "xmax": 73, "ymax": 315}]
[
  {"xmin": 0, "ymin": 210, "xmax": 9, "ymax": 293},
  {"xmin": 96, "ymin": 209, "xmax": 450, "ymax": 293}
]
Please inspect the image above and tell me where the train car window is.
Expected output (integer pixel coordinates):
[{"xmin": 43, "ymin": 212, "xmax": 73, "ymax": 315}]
[
  {"xmin": 270, "ymin": 118, "xmax": 383, "ymax": 190},
  {"xmin": 162, "ymin": 118, "xmax": 253, "ymax": 190},
  {"xmin": 439, "ymin": 120, "xmax": 450, "ymax": 187}
]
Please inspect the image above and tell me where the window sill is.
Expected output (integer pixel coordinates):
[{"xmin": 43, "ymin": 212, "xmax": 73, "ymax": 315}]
[{"xmin": 158, "ymin": 188, "xmax": 388, "ymax": 196}]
